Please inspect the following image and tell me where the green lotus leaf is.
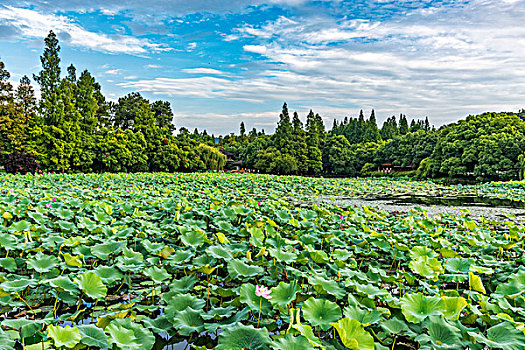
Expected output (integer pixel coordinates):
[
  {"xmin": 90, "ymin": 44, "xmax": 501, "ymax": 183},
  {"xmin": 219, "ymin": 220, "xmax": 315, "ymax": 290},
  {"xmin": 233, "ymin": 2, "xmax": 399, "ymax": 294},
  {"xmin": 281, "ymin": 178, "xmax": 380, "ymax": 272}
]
[
  {"xmin": 216, "ymin": 323, "xmax": 271, "ymax": 350},
  {"xmin": 94, "ymin": 265, "xmax": 123, "ymax": 286},
  {"xmin": 380, "ymin": 318, "xmax": 410, "ymax": 335},
  {"xmin": 0, "ymin": 257, "xmax": 17, "ymax": 272},
  {"xmin": 495, "ymin": 270, "xmax": 525, "ymax": 298},
  {"xmin": 442, "ymin": 296, "xmax": 467, "ymax": 321},
  {"xmin": 409, "ymin": 256, "xmax": 443, "ymax": 280},
  {"xmin": 268, "ymin": 248, "xmax": 297, "ymax": 262},
  {"xmin": 291, "ymin": 324, "xmax": 325, "ymax": 349},
  {"xmin": 202, "ymin": 305, "xmax": 237, "ymax": 320},
  {"xmin": 270, "ymin": 280, "xmax": 300, "ymax": 308},
  {"xmin": 0, "ymin": 233, "xmax": 18, "ymax": 250},
  {"xmin": 444, "ymin": 258, "xmax": 473, "ymax": 274},
  {"xmin": 353, "ymin": 283, "xmax": 389, "ymax": 299},
  {"xmin": 168, "ymin": 274, "xmax": 198, "ymax": 293},
  {"xmin": 181, "ymin": 229, "xmax": 205, "ymax": 248},
  {"xmin": 333, "ymin": 249, "xmax": 353, "ymax": 261},
  {"xmin": 409, "ymin": 246, "xmax": 438, "ymax": 260},
  {"xmin": 344, "ymin": 304, "xmax": 382, "ymax": 327},
  {"xmin": 271, "ymin": 334, "xmax": 314, "ymax": 350},
  {"xmin": 308, "ymin": 274, "xmax": 346, "ymax": 299},
  {"xmin": 77, "ymin": 324, "xmax": 110, "ymax": 348},
  {"xmin": 144, "ymin": 266, "xmax": 170, "ymax": 283},
  {"xmin": 171, "ymin": 308, "xmax": 204, "ymax": 335},
  {"xmin": 207, "ymin": 245, "xmax": 233, "ymax": 260},
  {"xmin": 330, "ymin": 318, "xmax": 374, "ymax": 350},
  {"xmin": 0, "ymin": 329, "xmax": 15, "ymax": 350},
  {"xmin": 239, "ymin": 283, "xmax": 272, "ymax": 314},
  {"xmin": 165, "ymin": 293, "xmax": 206, "ymax": 321},
  {"xmin": 47, "ymin": 276, "xmax": 80, "ymax": 295},
  {"xmin": 47, "ymin": 325, "xmax": 82, "ymax": 349},
  {"xmin": 9, "ymin": 220, "xmax": 30, "ymax": 233},
  {"xmin": 27, "ymin": 252, "xmax": 59, "ymax": 273},
  {"xmin": 400, "ymin": 293, "xmax": 444, "ymax": 323},
  {"xmin": 63, "ymin": 253, "xmax": 83, "ymax": 268},
  {"xmin": 91, "ymin": 241, "xmax": 126, "ymax": 260},
  {"xmin": 302, "ymin": 297, "xmax": 342, "ymax": 331},
  {"xmin": 468, "ymin": 322, "xmax": 525, "ymax": 350},
  {"xmin": 169, "ymin": 250, "xmax": 194, "ymax": 264},
  {"xmin": 141, "ymin": 316, "xmax": 172, "ymax": 334},
  {"xmin": 468, "ymin": 272, "xmax": 486, "ymax": 294},
  {"xmin": 0, "ymin": 278, "xmax": 36, "ymax": 292},
  {"xmin": 415, "ymin": 316, "xmax": 463, "ymax": 350},
  {"xmin": 469, "ymin": 264, "xmax": 493, "ymax": 275},
  {"xmin": 74, "ymin": 271, "xmax": 108, "ymax": 300},
  {"xmin": 107, "ymin": 319, "xmax": 155, "ymax": 350},
  {"xmin": 106, "ymin": 323, "xmax": 140, "ymax": 349},
  {"xmin": 227, "ymin": 259, "xmax": 263, "ymax": 280},
  {"xmin": 56, "ymin": 207, "xmax": 74, "ymax": 220}
]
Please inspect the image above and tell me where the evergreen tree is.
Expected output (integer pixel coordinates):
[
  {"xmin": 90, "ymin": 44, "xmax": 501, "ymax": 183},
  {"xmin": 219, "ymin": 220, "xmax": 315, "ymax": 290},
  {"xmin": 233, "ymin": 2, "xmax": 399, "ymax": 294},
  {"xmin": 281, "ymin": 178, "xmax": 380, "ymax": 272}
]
[
  {"xmin": 75, "ymin": 70, "xmax": 99, "ymax": 134},
  {"xmin": 305, "ymin": 110, "xmax": 323, "ymax": 174},
  {"xmin": 291, "ymin": 111, "xmax": 308, "ymax": 173},
  {"xmin": 424, "ymin": 117, "xmax": 431, "ymax": 131},
  {"xmin": 399, "ymin": 114, "xmax": 409, "ymax": 135},
  {"xmin": 274, "ymin": 103, "xmax": 293, "ymax": 153},
  {"xmin": 364, "ymin": 109, "xmax": 381, "ymax": 142},
  {"xmin": 240, "ymin": 121, "xmax": 246, "ymax": 137},
  {"xmin": 34, "ymin": 31, "xmax": 61, "ymax": 125},
  {"xmin": 380, "ymin": 116, "xmax": 398, "ymax": 140},
  {"xmin": 33, "ymin": 31, "xmax": 78, "ymax": 171},
  {"xmin": 67, "ymin": 64, "xmax": 77, "ymax": 82}
]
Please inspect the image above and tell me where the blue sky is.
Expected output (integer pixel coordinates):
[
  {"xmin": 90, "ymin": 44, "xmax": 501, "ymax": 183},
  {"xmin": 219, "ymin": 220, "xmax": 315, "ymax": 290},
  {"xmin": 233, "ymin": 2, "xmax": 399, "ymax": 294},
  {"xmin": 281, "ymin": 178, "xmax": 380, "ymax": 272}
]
[{"xmin": 0, "ymin": 0, "xmax": 524, "ymax": 134}]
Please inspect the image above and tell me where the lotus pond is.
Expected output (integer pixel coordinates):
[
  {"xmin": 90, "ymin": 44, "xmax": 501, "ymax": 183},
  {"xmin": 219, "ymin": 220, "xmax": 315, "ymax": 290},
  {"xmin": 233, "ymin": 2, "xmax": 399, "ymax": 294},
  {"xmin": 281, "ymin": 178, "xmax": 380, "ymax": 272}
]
[{"xmin": 0, "ymin": 173, "xmax": 525, "ymax": 350}]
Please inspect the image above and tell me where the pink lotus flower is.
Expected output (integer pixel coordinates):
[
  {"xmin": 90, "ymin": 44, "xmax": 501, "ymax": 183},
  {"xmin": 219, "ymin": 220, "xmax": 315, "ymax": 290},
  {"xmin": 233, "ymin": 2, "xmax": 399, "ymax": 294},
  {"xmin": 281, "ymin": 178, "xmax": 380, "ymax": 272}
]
[
  {"xmin": 255, "ymin": 285, "xmax": 273, "ymax": 299},
  {"xmin": 51, "ymin": 198, "xmax": 57, "ymax": 202},
  {"xmin": 44, "ymin": 203, "xmax": 51, "ymax": 208},
  {"xmin": 258, "ymin": 202, "xmax": 262, "ymax": 205}
]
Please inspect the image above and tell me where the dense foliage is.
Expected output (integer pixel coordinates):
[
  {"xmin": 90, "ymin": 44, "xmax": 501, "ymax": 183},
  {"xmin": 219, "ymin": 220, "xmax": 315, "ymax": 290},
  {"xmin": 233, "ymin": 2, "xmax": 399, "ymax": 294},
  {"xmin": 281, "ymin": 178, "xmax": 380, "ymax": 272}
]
[
  {"xmin": 0, "ymin": 31, "xmax": 225, "ymax": 174},
  {"xmin": 221, "ymin": 107, "xmax": 525, "ymax": 181},
  {"xmin": 0, "ymin": 173, "xmax": 525, "ymax": 349}
]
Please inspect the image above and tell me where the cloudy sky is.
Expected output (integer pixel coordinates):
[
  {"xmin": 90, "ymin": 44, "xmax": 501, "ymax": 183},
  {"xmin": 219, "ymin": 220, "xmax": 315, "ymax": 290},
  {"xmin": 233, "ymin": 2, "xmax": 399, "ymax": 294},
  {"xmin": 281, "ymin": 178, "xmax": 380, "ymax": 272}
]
[{"xmin": 0, "ymin": 0, "xmax": 524, "ymax": 134}]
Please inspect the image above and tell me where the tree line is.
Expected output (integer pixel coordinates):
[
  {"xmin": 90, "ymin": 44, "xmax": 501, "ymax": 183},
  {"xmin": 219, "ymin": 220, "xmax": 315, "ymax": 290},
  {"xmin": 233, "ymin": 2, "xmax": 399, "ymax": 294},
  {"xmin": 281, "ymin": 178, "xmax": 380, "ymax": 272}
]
[
  {"xmin": 2, "ymin": 31, "xmax": 525, "ymax": 181},
  {"xmin": 220, "ymin": 104, "xmax": 525, "ymax": 181},
  {"xmin": 0, "ymin": 31, "xmax": 226, "ymax": 174}
]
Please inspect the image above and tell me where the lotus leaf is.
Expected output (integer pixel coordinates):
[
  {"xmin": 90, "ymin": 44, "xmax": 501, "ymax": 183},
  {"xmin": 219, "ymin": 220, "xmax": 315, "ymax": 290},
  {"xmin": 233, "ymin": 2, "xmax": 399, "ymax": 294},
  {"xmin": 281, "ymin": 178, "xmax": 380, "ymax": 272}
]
[
  {"xmin": 216, "ymin": 323, "xmax": 271, "ymax": 350},
  {"xmin": 47, "ymin": 325, "xmax": 82, "ymax": 349},
  {"xmin": 302, "ymin": 297, "xmax": 342, "ymax": 331},
  {"xmin": 330, "ymin": 318, "xmax": 375, "ymax": 350}
]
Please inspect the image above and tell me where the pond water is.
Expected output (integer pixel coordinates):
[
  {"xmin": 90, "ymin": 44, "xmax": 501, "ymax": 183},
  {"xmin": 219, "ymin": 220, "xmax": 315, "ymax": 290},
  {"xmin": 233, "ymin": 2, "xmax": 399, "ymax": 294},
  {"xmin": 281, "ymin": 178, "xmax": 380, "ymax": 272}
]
[{"xmin": 317, "ymin": 194, "xmax": 525, "ymax": 223}]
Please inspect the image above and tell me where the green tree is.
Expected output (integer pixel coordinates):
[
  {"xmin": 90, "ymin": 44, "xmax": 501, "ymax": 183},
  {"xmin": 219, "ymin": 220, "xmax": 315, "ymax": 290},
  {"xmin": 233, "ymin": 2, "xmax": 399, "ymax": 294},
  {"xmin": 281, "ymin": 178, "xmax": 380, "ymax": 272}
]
[
  {"xmin": 363, "ymin": 109, "xmax": 381, "ymax": 142},
  {"xmin": 305, "ymin": 110, "xmax": 323, "ymax": 174},
  {"xmin": 240, "ymin": 121, "xmax": 246, "ymax": 137},
  {"xmin": 399, "ymin": 114, "xmax": 409, "ymax": 135},
  {"xmin": 274, "ymin": 103, "xmax": 293, "ymax": 153},
  {"xmin": 0, "ymin": 59, "xmax": 26, "ymax": 153}
]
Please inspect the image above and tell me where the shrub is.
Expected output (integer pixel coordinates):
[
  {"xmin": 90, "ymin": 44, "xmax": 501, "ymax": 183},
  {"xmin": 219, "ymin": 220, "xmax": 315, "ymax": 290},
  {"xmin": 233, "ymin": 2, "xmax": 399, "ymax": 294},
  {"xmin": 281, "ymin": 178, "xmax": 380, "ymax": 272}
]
[{"xmin": 1, "ymin": 149, "xmax": 41, "ymax": 174}]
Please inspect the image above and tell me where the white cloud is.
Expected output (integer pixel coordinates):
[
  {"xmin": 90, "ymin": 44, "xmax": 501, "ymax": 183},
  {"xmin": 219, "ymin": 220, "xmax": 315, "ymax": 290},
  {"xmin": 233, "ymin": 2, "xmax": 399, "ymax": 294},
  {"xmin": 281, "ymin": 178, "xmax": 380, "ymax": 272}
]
[
  {"xmin": 0, "ymin": 5, "xmax": 169, "ymax": 54},
  {"xmin": 145, "ymin": 64, "xmax": 162, "ymax": 69},
  {"xmin": 105, "ymin": 69, "xmax": 122, "ymax": 75},
  {"xmin": 187, "ymin": 42, "xmax": 197, "ymax": 51},
  {"xmin": 182, "ymin": 68, "xmax": 225, "ymax": 75},
  {"xmin": 243, "ymin": 45, "xmax": 267, "ymax": 54}
]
